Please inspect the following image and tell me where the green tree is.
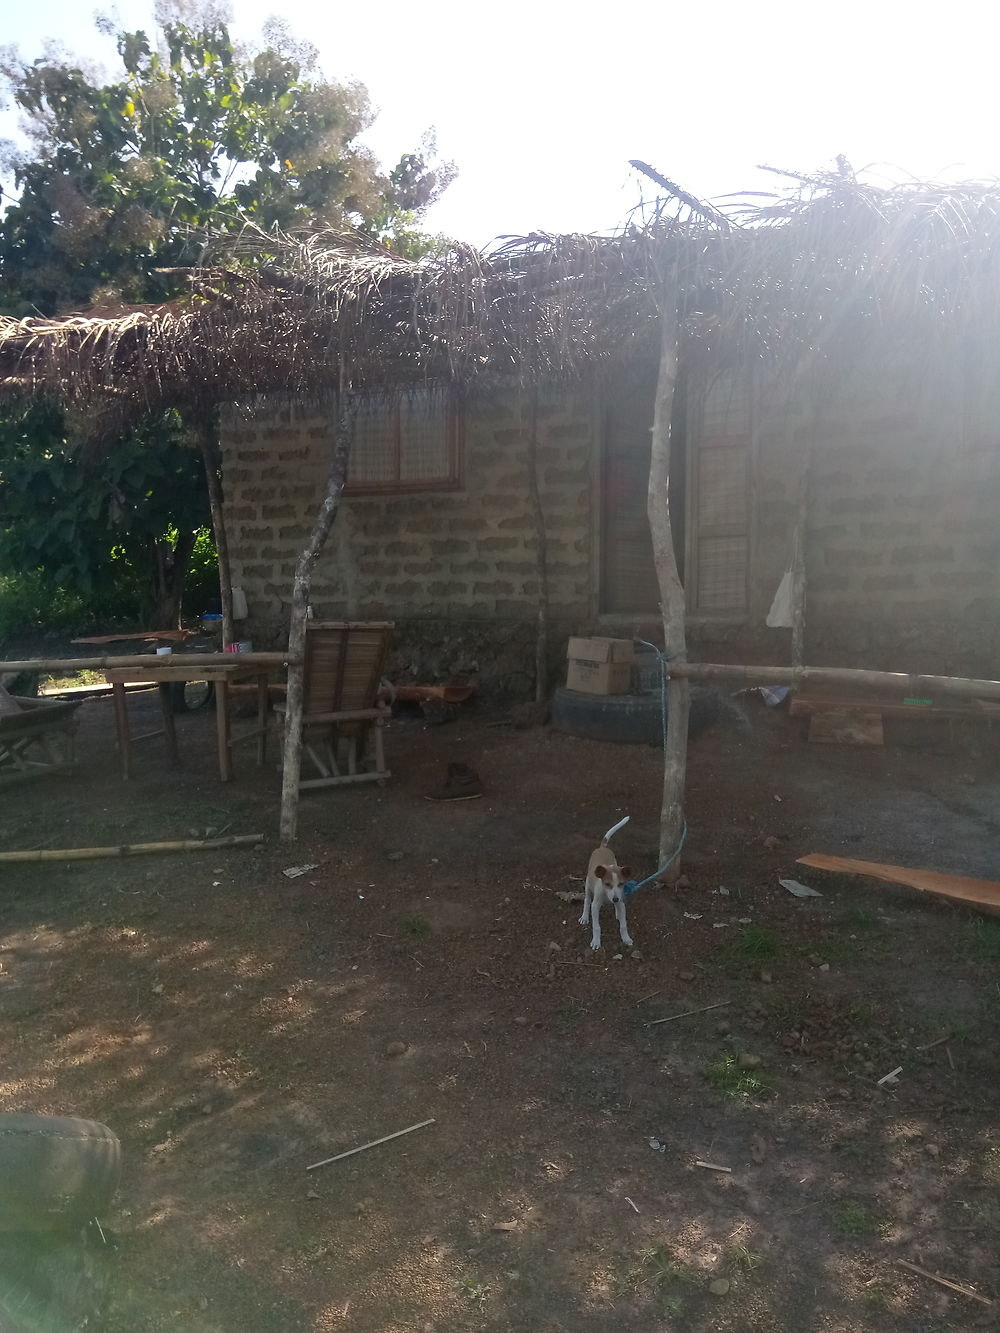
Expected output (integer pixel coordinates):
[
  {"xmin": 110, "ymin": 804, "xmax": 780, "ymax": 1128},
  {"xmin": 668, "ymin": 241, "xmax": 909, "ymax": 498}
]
[
  {"xmin": 0, "ymin": 8, "xmax": 453, "ymax": 312},
  {"xmin": 0, "ymin": 404, "xmax": 211, "ymax": 629},
  {"xmin": 0, "ymin": 6, "xmax": 453, "ymax": 628}
]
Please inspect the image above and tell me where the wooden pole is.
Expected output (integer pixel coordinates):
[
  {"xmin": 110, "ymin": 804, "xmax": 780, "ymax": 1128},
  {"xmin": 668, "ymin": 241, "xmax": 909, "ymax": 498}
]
[
  {"xmin": 279, "ymin": 393, "xmax": 357, "ymax": 844},
  {"xmin": 0, "ymin": 653, "xmax": 292, "ymax": 672},
  {"xmin": 523, "ymin": 390, "xmax": 549, "ymax": 703},
  {"xmin": 647, "ymin": 288, "xmax": 687, "ymax": 876},
  {"xmin": 0, "ymin": 834, "xmax": 264, "ymax": 863},
  {"xmin": 198, "ymin": 418, "xmax": 235, "ymax": 648},
  {"xmin": 790, "ymin": 413, "xmax": 814, "ymax": 668},
  {"xmin": 666, "ymin": 661, "xmax": 1000, "ymax": 701}
]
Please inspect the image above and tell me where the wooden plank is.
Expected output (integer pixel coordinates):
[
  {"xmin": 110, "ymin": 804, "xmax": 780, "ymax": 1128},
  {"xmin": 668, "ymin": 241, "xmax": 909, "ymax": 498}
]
[
  {"xmin": 790, "ymin": 694, "xmax": 970, "ymax": 720},
  {"xmin": 807, "ymin": 710, "xmax": 884, "ymax": 746},
  {"xmin": 797, "ymin": 854, "xmax": 1000, "ymax": 918},
  {"xmin": 71, "ymin": 630, "xmax": 195, "ymax": 644}
]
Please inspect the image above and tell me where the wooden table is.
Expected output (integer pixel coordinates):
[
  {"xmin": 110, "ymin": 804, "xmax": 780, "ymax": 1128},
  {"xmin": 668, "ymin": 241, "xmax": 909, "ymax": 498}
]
[{"xmin": 105, "ymin": 662, "xmax": 272, "ymax": 782}]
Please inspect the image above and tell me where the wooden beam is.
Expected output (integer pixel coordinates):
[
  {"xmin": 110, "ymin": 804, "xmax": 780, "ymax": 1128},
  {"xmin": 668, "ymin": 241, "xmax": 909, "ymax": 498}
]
[
  {"xmin": 666, "ymin": 661, "xmax": 1000, "ymax": 702},
  {"xmin": 0, "ymin": 653, "xmax": 293, "ymax": 672},
  {"xmin": 198, "ymin": 417, "xmax": 235, "ymax": 647},
  {"xmin": 647, "ymin": 285, "xmax": 688, "ymax": 877},
  {"xmin": 279, "ymin": 394, "xmax": 357, "ymax": 843}
]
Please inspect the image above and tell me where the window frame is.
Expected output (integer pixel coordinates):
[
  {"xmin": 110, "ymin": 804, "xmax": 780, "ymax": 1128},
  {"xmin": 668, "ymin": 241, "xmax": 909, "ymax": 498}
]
[{"xmin": 343, "ymin": 392, "xmax": 464, "ymax": 496}]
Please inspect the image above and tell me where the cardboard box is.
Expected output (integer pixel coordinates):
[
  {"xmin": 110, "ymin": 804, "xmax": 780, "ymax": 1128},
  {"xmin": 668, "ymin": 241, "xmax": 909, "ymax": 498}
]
[
  {"xmin": 566, "ymin": 659, "xmax": 632, "ymax": 694},
  {"xmin": 566, "ymin": 637, "xmax": 634, "ymax": 665},
  {"xmin": 565, "ymin": 637, "xmax": 634, "ymax": 695}
]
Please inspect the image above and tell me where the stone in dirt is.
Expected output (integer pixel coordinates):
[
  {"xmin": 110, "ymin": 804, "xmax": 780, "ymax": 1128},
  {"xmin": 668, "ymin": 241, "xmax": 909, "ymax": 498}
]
[
  {"xmin": 759, "ymin": 969, "xmax": 773, "ymax": 984},
  {"xmin": 386, "ymin": 1040, "xmax": 408, "ymax": 1057},
  {"xmin": 709, "ymin": 1278, "xmax": 731, "ymax": 1296},
  {"xmin": 737, "ymin": 1053, "xmax": 762, "ymax": 1070},
  {"xmin": 679, "ymin": 970, "xmax": 695, "ymax": 982}
]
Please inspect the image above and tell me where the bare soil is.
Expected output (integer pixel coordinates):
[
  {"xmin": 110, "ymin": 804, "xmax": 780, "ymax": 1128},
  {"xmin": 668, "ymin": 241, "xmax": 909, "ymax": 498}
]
[{"xmin": 1, "ymin": 688, "xmax": 999, "ymax": 1331}]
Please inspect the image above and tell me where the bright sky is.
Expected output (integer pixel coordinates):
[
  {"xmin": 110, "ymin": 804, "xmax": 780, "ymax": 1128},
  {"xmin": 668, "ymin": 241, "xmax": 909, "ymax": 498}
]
[{"xmin": 3, "ymin": 0, "xmax": 999, "ymax": 246}]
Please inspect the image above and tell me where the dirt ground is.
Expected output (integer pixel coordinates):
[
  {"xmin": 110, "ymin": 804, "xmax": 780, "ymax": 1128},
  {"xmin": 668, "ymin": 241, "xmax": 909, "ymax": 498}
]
[{"xmin": 1, "ymin": 685, "xmax": 999, "ymax": 1331}]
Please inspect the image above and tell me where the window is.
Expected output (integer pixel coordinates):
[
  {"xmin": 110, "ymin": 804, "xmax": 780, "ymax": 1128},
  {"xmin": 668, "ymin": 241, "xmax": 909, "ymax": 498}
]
[
  {"xmin": 686, "ymin": 373, "xmax": 751, "ymax": 615},
  {"xmin": 346, "ymin": 389, "xmax": 462, "ymax": 493}
]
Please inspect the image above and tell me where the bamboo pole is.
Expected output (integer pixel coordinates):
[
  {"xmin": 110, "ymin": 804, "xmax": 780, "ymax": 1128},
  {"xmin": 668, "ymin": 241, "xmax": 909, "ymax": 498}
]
[
  {"xmin": 523, "ymin": 389, "xmax": 550, "ymax": 703},
  {"xmin": 0, "ymin": 653, "xmax": 293, "ymax": 672},
  {"xmin": 279, "ymin": 393, "xmax": 357, "ymax": 844},
  {"xmin": 666, "ymin": 661, "xmax": 1000, "ymax": 701},
  {"xmin": 198, "ymin": 418, "xmax": 235, "ymax": 648},
  {"xmin": 0, "ymin": 834, "xmax": 264, "ymax": 863},
  {"xmin": 647, "ymin": 287, "xmax": 688, "ymax": 877},
  {"xmin": 305, "ymin": 1118, "xmax": 436, "ymax": 1172}
]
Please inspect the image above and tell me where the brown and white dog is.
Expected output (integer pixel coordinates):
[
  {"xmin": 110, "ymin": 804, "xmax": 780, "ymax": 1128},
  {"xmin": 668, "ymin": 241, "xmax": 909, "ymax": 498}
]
[{"xmin": 579, "ymin": 816, "xmax": 633, "ymax": 951}]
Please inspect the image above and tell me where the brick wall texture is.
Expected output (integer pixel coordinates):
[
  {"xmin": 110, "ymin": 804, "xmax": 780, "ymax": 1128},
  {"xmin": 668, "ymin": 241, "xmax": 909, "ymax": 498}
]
[{"xmin": 222, "ymin": 360, "xmax": 1000, "ymax": 690}]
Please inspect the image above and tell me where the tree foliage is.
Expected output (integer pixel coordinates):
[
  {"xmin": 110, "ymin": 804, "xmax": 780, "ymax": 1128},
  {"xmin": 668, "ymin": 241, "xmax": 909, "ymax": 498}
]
[
  {"xmin": 0, "ymin": 5, "xmax": 454, "ymax": 627},
  {"xmin": 0, "ymin": 7, "xmax": 453, "ymax": 313},
  {"xmin": 0, "ymin": 403, "xmax": 213, "ymax": 627}
]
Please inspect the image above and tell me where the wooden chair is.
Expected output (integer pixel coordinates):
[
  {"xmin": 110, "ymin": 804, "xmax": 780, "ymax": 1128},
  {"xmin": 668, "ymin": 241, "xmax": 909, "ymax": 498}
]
[
  {"xmin": 275, "ymin": 622, "xmax": 393, "ymax": 790},
  {"xmin": 0, "ymin": 687, "xmax": 83, "ymax": 786}
]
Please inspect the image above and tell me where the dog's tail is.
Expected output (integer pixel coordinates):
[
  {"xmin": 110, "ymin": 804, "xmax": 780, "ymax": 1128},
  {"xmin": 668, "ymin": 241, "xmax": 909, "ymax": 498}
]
[{"xmin": 601, "ymin": 814, "xmax": 630, "ymax": 845}]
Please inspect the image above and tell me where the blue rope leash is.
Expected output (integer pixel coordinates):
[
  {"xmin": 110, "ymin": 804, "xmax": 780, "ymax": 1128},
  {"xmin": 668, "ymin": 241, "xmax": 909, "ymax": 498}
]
[
  {"xmin": 622, "ymin": 819, "xmax": 687, "ymax": 896},
  {"xmin": 622, "ymin": 638, "xmax": 687, "ymax": 896}
]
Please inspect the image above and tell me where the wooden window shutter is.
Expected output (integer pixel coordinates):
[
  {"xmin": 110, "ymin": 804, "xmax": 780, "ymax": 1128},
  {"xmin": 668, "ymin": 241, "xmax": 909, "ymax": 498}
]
[
  {"xmin": 601, "ymin": 371, "xmax": 661, "ymax": 614},
  {"xmin": 688, "ymin": 373, "xmax": 751, "ymax": 614}
]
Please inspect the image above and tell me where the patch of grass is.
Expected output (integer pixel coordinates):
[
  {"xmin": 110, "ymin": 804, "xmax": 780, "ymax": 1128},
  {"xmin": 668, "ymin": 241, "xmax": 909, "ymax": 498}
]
[
  {"xmin": 846, "ymin": 907, "xmax": 881, "ymax": 931},
  {"xmin": 726, "ymin": 1241, "xmax": 763, "ymax": 1273},
  {"xmin": 718, "ymin": 925, "xmax": 783, "ymax": 971},
  {"xmin": 828, "ymin": 1199, "xmax": 888, "ymax": 1239},
  {"xmin": 706, "ymin": 1056, "xmax": 775, "ymax": 1100},
  {"xmin": 458, "ymin": 1276, "xmax": 489, "ymax": 1309},
  {"xmin": 619, "ymin": 1246, "xmax": 697, "ymax": 1316},
  {"xmin": 861, "ymin": 1285, "xmax": 891, "ymax": 1312},
  {"xmin": 399, "ymin": 915, "xmax": 431, "ymax": 939},
  {"xmin": 967, "ymin": 917, "xmax": 1000, "ymax": 964},
  {"xmin": 832, "ymin": 1139, "xmax": 872, "ymax": 1165},
  {"xmin": 555, "ymin": 1000, "xmax": 587, "ymax": 1029}
]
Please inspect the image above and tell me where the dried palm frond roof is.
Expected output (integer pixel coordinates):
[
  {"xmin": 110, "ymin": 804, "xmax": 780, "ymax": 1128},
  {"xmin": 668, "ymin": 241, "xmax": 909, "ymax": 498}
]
[{"xmin": 5, "ymin": 165, "xmax": 1000, "ymax": 431}]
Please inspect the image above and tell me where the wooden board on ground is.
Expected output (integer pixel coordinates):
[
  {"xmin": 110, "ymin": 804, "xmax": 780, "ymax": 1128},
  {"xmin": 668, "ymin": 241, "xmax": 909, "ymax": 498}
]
[
  {"xmin": 790, "ymin": 693, "xmax": 972, "ymax": 721},
  {"xmin": 807, "ymin": 710, "xmax": 884, "ymax": 746},
  {"xmin": 797, "ymin": 853, "xmax": 1000, "ymax": 918}
]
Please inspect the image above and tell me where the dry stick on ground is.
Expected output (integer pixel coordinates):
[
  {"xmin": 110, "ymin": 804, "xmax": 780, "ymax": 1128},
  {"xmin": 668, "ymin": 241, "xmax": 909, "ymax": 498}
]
[
  {"xmin": 523, "ymin": 388, "xmax": 549, "ymax": 704},
  {"xmin": 0, "ymin": 834, "xmax": 264, "ymax": 863},
  {"xmin": 645, "ymin": 1000, "xmax": 730, "ymax": 1027},
  {"xmin": 197, "ymin": 415, "xmax": 234, "ymax": 647},
  {"xmin": 647, "ymin": 281, "xmax": 688, "ymax": 875},
  {"xmin": 306, "ymin": 1118, "xmax": 436, "ymax": 1171},
  {"xmin": 896, "ymin": 1260, "xmax": 993, "ymax": 1306},
  {"xmin": 279, "ymin": 390, "xmax": 357, "ymax": 844}
]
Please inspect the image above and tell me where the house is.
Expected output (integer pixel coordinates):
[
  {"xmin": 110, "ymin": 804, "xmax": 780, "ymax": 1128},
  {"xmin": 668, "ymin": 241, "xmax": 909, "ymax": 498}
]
[{"xmin": 221, "ymin": 337, "xmax": 1000, "ymax": 690}]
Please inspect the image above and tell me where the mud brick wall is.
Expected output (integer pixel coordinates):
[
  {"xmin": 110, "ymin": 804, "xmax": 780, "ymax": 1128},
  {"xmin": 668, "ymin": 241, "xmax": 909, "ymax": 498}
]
[
  {"xmin": 750, "ymin": 358, "xmax": 1000, "ymax": 676},
  {"xmin": 222, "ymin": 356, "xmax": 1000, "ymax": 692},
  {"xmin": 221, "ymin": 390, "xmax": 601, "ymax": 691}
]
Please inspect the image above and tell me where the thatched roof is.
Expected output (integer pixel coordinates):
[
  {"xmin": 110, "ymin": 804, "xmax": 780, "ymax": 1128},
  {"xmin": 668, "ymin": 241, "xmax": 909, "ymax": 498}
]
[{"xmin": 5, "ymin": 166, "xmax": 1000, "ymax": 430}]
